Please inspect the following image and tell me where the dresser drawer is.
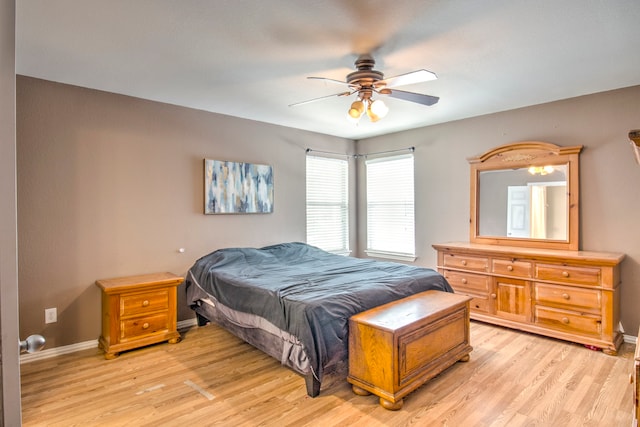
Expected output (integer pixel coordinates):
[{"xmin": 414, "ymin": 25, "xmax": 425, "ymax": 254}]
[
  {"xmin": 534, "ymin": 306, "xmax": 601, "ymax": 336},
  {"xmin": 535, "ymin": 263, "xmax": 601, "ymax": 286},
  {"xmin": 121, "ymin": 290, "xmax": 169, "ymax": 316},
  {"xmin": 442, "ymin": 254, "xmax": 489, "ymax": 272},
  {"xmin": 443, "ymin": 271, "xmax": 490, "ymax": 294},
  {"xmin": 121, "ymin": 312, "xmax": 169, "ymax": 340},
  {"xmin": 467, "ymin": 295, "xmax": 492, "ymax": 313},
  {"xmin": 534, "ymin": 283, "xmax": 601, "ymax": 313},
  {"xmin": 492, "ymin": 259, "xmax": 532, "ymax": 277}
]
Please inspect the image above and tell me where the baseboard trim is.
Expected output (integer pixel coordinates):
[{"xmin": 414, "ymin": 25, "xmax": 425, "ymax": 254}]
[
  {"xmin": 19, "ymin": 318, "xmax": 636, "ymax": 364},
  {"xmin": 178, "ymin": 318, "xmax": 198, "ymax": 330},
  {"xmin": 20, "ymin": 318, "xmax": 200, "ymax": 364},
  {"xmin": 20, "ymin": 339, "xmax": 98, "ymax": 364}
]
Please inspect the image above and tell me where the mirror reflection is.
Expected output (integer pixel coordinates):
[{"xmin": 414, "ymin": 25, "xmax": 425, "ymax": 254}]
[{"xmin": 478, "ymin": 164, "xmax": 568, "ymax": 240}]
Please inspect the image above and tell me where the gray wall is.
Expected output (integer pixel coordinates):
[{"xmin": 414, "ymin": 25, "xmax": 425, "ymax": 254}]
[
  {"xmin": 16, "ymin": 76, "xmax": 640, "ymax": 351},
  {"xmin": 356, "ymin": 85, "xmax": 640, "ymax": 335},
  {"xmin": 16, "ymin": 76, "xmax": 354, "ymax": 347}
]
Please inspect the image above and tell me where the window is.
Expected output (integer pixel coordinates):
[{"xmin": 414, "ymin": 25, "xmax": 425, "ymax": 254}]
[
  {"xmin": 365, "ymin": 153, "xmax": 415, "ymax": 260},
  {"xmin": 306, "ymin": 155, "xmax": 349, "ymax": 254}
]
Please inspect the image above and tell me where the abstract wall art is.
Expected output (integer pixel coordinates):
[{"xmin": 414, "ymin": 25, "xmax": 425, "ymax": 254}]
[{"xmin": 204, "ymin": 159, "xmax": 274, "ymax": 214}]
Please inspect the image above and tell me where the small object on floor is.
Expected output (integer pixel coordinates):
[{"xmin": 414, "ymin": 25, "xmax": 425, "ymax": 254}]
[{"xmin": 584, "ymin": 344, "xmax": 601, "ymax": 351}]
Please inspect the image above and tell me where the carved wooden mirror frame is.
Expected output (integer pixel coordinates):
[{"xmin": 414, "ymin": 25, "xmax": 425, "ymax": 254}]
[{"xmin": 469, "ymin": 141, "xmax": 583, "ymax": 251}]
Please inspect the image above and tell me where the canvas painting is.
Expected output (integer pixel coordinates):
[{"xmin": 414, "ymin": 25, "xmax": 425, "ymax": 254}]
[{"xmin": 204, "ymin": 159, "xmax": 274, "ymax": 214}]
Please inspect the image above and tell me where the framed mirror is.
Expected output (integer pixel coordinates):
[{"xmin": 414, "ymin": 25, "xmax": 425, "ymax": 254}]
[{"xmin": 469, "ymin": 142, "xmax": 582, "ymax": 250}]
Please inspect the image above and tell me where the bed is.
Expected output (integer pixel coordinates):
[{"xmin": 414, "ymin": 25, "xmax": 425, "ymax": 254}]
[{"xmin": 184, "ymin": 242, "xmax": 453, "ymax": 397}]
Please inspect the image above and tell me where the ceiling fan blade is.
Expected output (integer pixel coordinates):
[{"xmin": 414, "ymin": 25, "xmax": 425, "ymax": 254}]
[
  {"xmin": 386, "ymin": 89, "xmax": 439, "ymax": 106},
  {"xmin": 288, "ymin": 91, "xmax": 352, "ymax": 107},
  {"xmin": 378, "ymin": 69, "xmax": 437, "ymax": 88},
  {"xmin": 307, "ymin": 76, "xmax": 354, "ymax": 87}
]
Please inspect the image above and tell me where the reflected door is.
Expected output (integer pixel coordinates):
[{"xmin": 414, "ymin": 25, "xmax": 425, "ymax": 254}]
[{"xmin": 507, "ymin": 186, "xmax": 530, "ymax": 238}]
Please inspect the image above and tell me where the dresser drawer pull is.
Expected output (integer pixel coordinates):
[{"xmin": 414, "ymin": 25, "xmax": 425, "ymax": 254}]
[
  {"xmin": 491, "ymin": 293, "xmax": 497, "ymax": 299},
  {"xmin": 142, "ymin": 300, "xmax": 150, "ymax": 307},
  {"xmin": 461, "ymin": 278, "xmax": 468, "ymax": 284},
  {"xmin": 562, "ymin": 271, "xmax": 570, "ymax": 278},
  {"xmin": 562, "ymin": 293, "xmax": 570, "ymax": 300},
  {"xmin": 461, "ymin": 260, "xmax": 467, "ymax": 266},
  {"xmin": 507, "ymin": 265, "xmax": 514, "ymax": 271},
  {"xmin": 561, "ymin": 317, "xmax": 570, "ymax": 324},
  {"xmin": 142, "ymin": 322, "xmax": 150, "ymax": 329}
]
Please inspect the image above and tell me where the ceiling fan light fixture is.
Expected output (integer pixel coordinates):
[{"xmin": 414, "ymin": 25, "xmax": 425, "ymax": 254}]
[
  {"xmin": 348, "ymin": 100, "xmax": 365, "ymax": 118},
  {"xmin": 366, "ymin": 106, "xmax": 381, "ymax": 122},
  {"xmin": 370, "ymin": 99, "xmax": 388, "ymax": 118},
  {"xmin": 346, "ymin": 113, "xmax": 359, "ymax": 123}
]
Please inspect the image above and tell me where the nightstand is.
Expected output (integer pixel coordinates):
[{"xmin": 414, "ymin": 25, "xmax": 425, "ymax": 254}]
[{"xmin": 96, "ymin": 272, "xmax": 183, "ymax": 359}]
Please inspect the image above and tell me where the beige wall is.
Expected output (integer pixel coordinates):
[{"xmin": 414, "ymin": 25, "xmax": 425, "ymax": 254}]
[
  {"xmin": 356, "ymin": 85, "xmax": 640, "ymax": 335},
  {"xmin": 16, "ymin": 76, "xmax": 354, "ymax": 347},
  {"xmin": 16, "ymin": 76, "xmax": 640, "ymax": 351}
]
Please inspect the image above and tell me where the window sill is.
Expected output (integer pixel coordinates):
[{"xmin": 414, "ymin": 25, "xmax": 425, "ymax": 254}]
[
  {"xmin": 364, "ymin": 250, "xmax": 416, "ymax": 262},
  {"xmin": 331, "ymin": 250, "xmax": 352, "ymax": 256}
]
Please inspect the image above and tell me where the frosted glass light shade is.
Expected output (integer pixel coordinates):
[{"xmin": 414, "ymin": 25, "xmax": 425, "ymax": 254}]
[{"xmin": 370, "ymin": 99, "xmax": 388, "ymax": 118}]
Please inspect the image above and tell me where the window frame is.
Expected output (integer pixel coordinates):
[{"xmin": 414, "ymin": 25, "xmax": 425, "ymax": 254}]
[
  {"xmin": 305, "ymin": 154, "xmax": 350, "ymax": 255},
  {"xmin": 364, "ymin": 153, "xmax": 416, "ymax": 261}
]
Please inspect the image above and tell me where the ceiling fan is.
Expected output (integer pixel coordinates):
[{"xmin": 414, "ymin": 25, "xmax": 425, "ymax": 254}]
[{"xmin": 290, "ymin": 54, "xmax": 439, "ymax": 122}]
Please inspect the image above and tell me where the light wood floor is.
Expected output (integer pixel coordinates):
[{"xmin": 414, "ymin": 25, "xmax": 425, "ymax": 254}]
[{"xmin": 21, "ymin": 321, "xmax": 635, "ymax": 426}]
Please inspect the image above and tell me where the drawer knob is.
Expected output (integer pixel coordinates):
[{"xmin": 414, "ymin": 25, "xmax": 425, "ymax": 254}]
[
  {"xmin": 461, "ymin": 260, "xmax": 467, "ymax": 266},
  {"xmin": 142, "ymin": 322, "xmax": 150, "ymax": 329},
  {"xmin": 461, "ymin": 278, "xmax": 468, "ymax": 284},
  {"xmin": 491, "ymin": 293, "xmax": 497, "ymax": 299},
  {"xmin": 561, "ymin": 317, "xmax": 570, "ymax": 324},
  {"xmin": 562, "ymin": 293, "xmax": 570, "ymax": 300},
  {"xmin": 142, "ymin": 300, "xmax": 150, "ymax": 307},
  {"xmin": 507, "ymin": 265, "xmax": 514, "ymax": 271},
  {"xmin": 562, "ymin": 271, "xmax": 570, "ymax": 278}
]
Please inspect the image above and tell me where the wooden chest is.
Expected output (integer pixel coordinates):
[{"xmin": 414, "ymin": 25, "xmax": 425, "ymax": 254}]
[
  {"xmin": 347, "ymin": 290, "xmax": 472, "ymax": 410},
  {"xmin": 96, "ymin": 272, "xmax": 183, "ymax": 359}
]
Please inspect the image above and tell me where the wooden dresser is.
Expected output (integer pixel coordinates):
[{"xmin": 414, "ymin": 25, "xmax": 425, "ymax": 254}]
[
  {"xmin": 433, "ymin": 242, "xmax": 625, "ymax": 355},
  {"xmin": 96, "ymin": 272, "xmax": 183, "ymax": 359},
  {"xmin": 348, "ymin": 290, "xmax": 472, "ymax": 410}
]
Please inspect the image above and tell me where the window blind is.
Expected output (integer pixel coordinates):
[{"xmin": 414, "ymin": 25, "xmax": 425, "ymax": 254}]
[
  {"xmin": 306, "ymin": 155, "xmax": 349, "ymax": 254},
  {"xmin": 365, "ymin": 153, "xmax": 415, "ymax": 259}
]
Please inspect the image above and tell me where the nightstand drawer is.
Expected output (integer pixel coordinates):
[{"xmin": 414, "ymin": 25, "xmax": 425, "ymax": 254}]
[
  {"xmin": 534, "ymin": 306, "xmax": 601, "ymax": 336},
  {"xmin": 442, "ymin": 254, "xmax": 489, "ymax": 272},
  {"xmin": 534, "ymin": 283, "xmax": 601, "ymax": 313},
  {"xmin": 535, "ymin": 263, "xmax": 601, "ymax": 286},
  {"xmin": 121, "ymin": 290, "xmax": 169, "ymax": 316},
  {"xmin": 492, "ymin": 259, "xmax": 532, "ymax": 277},
  {"xmin": 443, "ymin": 271, "xmax": 490, "ymax": 294},
  {"xmin": 121, "ymin": 312, "xmax": 169, "ymax": 340}
]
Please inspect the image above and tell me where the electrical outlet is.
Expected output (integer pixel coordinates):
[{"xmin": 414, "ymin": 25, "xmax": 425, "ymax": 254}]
[{"xmin": 45, "ymin": 307, "xmax": 57, "ymax": 324}]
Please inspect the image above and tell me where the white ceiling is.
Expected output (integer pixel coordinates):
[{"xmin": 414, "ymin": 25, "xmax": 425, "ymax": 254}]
[{"xmin": 16, "ymin": 0, "xmax": 640, "ymax": 140}]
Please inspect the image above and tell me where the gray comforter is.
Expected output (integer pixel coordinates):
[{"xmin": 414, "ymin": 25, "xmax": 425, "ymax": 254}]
[{"xmin": 185, "ymin": 242, "xmax": 453, "ymax": 382}]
